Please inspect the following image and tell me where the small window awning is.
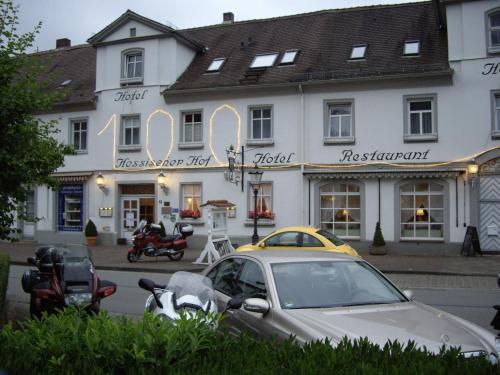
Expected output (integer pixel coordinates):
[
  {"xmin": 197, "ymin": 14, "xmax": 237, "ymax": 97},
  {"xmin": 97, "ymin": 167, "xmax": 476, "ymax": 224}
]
[
  {"xmin": 200, "ymin": 200, "xmax": 236, "ymax": 208},
  {"xmin": 51, "ymin": 172, "xmax": 93, "ymax": 183},
  {"xmin": 304, "ymin": 168, "xmax": 464, "ymax": 180}
]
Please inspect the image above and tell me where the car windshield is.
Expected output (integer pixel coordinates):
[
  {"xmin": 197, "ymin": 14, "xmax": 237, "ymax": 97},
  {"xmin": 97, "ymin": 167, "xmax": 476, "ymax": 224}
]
[
  {"xmin": 316, "ymin": 230, "xmax": 345, "ymax": 246},
  {"xmin": 272, "ymin": 260, "xmax": 406, "ymax": 309}
]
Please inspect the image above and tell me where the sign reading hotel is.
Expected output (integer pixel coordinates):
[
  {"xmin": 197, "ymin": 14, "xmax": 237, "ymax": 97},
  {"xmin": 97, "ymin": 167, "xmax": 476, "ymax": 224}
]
[
  {"xmin": 115, "ymin": 152, "xmax": 296, "ymax": 169},
  {"xmin": 339, "ymin": 149, "xmax": 430, "ymax": 162}
]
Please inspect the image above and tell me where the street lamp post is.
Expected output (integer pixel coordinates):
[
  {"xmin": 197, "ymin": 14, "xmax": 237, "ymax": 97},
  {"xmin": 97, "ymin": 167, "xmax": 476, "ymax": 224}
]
[{"xmin": 248, "ymin": 164, "xmax": 263, "ymax": 245}]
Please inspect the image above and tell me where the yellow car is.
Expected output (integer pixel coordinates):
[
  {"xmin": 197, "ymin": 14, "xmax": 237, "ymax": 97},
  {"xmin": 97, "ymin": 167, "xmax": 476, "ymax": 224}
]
[{"xmin": 236, "ymin": 226, "xmax": 359, "ymax": 257}]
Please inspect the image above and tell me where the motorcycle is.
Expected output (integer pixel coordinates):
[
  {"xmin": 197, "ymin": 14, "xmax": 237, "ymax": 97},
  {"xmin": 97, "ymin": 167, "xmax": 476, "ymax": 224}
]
[
  {"xmin": 127, "ymin": 220, "xmax": 193, "ymax": 263},
  {"xmin": 138, "ymin": 271, "xmax": 217, "ymax": 324},
  {"xmin": 22, "ymin": 244, "xmax": 117, "ymax": 318},
  {"xmin": 490, "ymin": 274, "xmax": 500, "ymax": 330}
]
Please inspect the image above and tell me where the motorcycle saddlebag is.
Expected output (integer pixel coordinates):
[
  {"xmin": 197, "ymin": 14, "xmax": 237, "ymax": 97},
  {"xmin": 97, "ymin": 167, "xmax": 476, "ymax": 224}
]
[{"xmin": 173, "ymin": 239, "xmax": 187, "ymax": 250}]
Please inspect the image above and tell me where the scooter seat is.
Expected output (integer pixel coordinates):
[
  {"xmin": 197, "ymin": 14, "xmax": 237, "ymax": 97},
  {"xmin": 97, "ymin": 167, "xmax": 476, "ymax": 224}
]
[{"xmin": 160, "ymin": 235, "xmax": 180, "ymax": 243}]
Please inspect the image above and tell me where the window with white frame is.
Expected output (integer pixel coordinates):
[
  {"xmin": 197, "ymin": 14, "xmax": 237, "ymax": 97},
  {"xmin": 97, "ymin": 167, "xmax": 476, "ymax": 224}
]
[
  {"xmin": 120, "ymin": 115, "xmax": 141, "ymax": 147},
  {"xmin": 488, "ymin": 10, "xmax": 500, "ymax": 53},
  {"xmin": 249, "ymin": 106, "xmax": 272, "ymax": 141},
  {"xmin": 181, "ymin": 184, "xmax": 202, "ymax": 218},
  {"xmin": 248, "ymin": 182, "xmax": 273, "ymax": 220},
  {"xmin": 324, "ymin": 101, "xmax": 354, "ymax": 143},
  {"xmin": 250, "ymin": 53, "xmax": 279, "ymax": 69},
  {"xmin": 404, "ymin": 95, "xmax": 437, "ymax": 141},
  {"xmin": 493, "ymin": 93, "xmax": 500, "ymax": 137},
  {"xmin": 181, "ymin": 112, "xmax": 203, "ymax": 143},
  {"xmin": 320, "ymin": 183, "xmax": 361, "ymax": 239},
  {"xmin": 70, "ymin": 119, "xmax": 87, "ymax": 152},
  {"xmin": 400, "ymin": 182, "xmax": 444, "ymax": 240},
  {"xmin": 121, "ymin": 49, "xmax": 143, "ymax": 84}
]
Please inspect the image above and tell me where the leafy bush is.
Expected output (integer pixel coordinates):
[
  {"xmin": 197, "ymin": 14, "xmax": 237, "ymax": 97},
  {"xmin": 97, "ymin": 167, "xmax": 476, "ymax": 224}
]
[
  {"xmin": 84, "ymin": 219, "xmax": 98, "ymax": 237},
  {"xmin": 373, "ymin": 221, "xmax": 386, "ymax": 247},
  {"xmin": 0, "ymin": 308, "xmax": 497, "ymax": 374},
  {"xmin": 0, "ymin": 253, "xmax": 9, "ymax": 324}
]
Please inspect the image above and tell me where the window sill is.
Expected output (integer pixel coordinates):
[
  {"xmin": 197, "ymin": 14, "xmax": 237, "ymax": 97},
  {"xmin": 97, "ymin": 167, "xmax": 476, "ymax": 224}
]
[
  {"xmin": 488, "ymin": 46, "xmax": 500, "ymax": 54},
  {"xmin": 246, "ymin": 138, "xmax": 274, "ymax": 146},
  {"xmin": 244, "ymin": 220, "xmax": 276, "ymax": 227},
  {"xmin": 323, "ymin": 136, "xmax": 355, "ymax": 145},
  {"xmin": 73, "ymin": 150, "xmax": 88, "ymax": 155},
  {"xmin": 492, "ymin": 131, "xmax": 500, "ymax": 140},
  {"xmin": 120, "ymin": 77, "xmax": 143, "ymax": 86},
  {"xmin": 404, "ymin": 134, "xmax": 438, "ymax": 143},
  {"xmin": 178, "ymin": 142, "xmax": 204, "ymax": 150},
  {"xmin": 118, "ymin": 145, "xmax": 142, "ymax": 152},
  {"xmin": 179, "ymin": 218, "xmax": 205, "ymax": 225}
]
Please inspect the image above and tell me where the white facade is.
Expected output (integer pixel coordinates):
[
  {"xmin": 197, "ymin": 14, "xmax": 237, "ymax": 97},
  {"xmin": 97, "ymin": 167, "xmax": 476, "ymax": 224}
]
[{"xmin": 26, "ymin": 1, "xmax": 500, "ymax": 252}]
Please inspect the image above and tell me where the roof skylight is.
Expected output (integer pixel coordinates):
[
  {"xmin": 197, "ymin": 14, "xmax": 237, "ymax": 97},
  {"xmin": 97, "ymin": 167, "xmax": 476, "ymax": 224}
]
[
  {"xmin": 279, "ymin": 50, "xmax": 299, "ymax": 65},
  {"xmin": 404, "ymin": 40, "xmax": 420, "ymax": 55},
  {"xmin": 206, "ymin": 58, "xmax": 226, "ymax": 72},
  {"xmin": 350, "ymin": 45, "xmax": 367, "ymax": 60},
  {"xmin": 250, "ymin": 53, "xmax": 279, "ymax": 69}
]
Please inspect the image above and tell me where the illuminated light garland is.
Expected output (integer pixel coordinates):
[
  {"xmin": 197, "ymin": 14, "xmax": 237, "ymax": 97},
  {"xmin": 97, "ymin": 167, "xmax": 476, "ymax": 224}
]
[
  {"xmin": 208, "ymin": 104, "xmax": 241, "ymax": 166},
  {"xmin": 97, "ymin": 114, "xmax": 117, "ymax": 170},
  {"xmin": 145, "ymin": 109, "xmax": 174, "ymax": 166}
]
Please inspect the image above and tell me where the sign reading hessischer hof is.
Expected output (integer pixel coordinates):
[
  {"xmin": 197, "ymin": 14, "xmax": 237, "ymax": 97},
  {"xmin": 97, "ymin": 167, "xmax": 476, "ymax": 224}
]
[{"xmin": 115, "ymin": 152, "xmax": 296, "ymax": 169}]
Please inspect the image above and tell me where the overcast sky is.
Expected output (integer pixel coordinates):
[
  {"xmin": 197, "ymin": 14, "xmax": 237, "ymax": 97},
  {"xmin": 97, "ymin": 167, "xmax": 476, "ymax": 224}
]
[{"xmin": 16, "ymin": 0, "xmax": 424, "ymax": 52}]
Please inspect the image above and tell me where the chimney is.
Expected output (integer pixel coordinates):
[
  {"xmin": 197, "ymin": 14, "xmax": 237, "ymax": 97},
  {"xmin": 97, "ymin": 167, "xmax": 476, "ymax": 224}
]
[
  {"xmin": 56, "ymin": 38, "xmax": 71, "ymax": 49},
  {"xmin": 223, "ymin": 12, "xmax": 234, "ymax": 24}
]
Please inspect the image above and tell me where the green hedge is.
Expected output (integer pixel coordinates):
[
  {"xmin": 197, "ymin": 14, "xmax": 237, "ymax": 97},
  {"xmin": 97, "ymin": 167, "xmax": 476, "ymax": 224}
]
[
  {"xmin": 0, "ymin": 253, "xmax": 9, "ymax": 324},
  {"xmin": 0, "ymin": 309, "xmax": 498, "ymax": 375}
]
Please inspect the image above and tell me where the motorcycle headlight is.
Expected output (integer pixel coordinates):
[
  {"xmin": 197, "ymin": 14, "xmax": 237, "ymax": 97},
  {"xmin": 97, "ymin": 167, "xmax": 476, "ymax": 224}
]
[{"xmin": 64, "ymin": 293, "xmax": 93, "ymax": 306}]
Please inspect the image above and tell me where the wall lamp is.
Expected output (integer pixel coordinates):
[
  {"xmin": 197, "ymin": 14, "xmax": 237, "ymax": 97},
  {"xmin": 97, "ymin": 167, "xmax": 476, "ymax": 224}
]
[
  {"xmin": 96, "ymin": 173, "xmax": 108, "ymax": 194},
  {"xmin": 158, "ymin": 171, "xmax": 168, "ymax": 194},
  {"xmin": 468, "ymin": 161, "xmax": 479, "ymax": 188}
]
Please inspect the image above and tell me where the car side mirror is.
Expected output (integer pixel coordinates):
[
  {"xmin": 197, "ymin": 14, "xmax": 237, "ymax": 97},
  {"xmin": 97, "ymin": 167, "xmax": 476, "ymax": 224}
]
[
  {"xmin": 403, "ymin": 289, "xmax": 414, "ymax": 301},
  {"xmin": 27, "ymin": 257, "xmax": 37, "ymax": 266},
  {"xmin": 97, "ymin": 280, "xmax": 117, "ymax": 298},
  {"xmin": 226, "ymin": 296, "xmax": 243, "ymax": 310},
  {"xmin": 243, "ymin": 298, "xmax": 270, "ymax": 314}
]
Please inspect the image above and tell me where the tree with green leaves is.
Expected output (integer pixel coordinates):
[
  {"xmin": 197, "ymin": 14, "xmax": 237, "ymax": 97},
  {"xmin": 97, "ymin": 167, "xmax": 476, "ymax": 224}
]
[{"xmin": 0, "ymin": 0, "xmax": 74, "ymax": 240}]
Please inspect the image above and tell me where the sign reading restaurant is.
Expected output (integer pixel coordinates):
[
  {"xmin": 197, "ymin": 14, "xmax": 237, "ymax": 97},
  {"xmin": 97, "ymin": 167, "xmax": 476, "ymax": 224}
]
[{"xmin": 339, "ymin": 149, "xmax": 430, "ymax": 162}]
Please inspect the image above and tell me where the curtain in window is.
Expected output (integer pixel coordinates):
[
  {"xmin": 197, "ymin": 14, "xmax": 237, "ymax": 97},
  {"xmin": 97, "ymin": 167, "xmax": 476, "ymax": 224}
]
[{"xmin": 320, "ymin": 183, "xmax": 360, "ymax": 238}]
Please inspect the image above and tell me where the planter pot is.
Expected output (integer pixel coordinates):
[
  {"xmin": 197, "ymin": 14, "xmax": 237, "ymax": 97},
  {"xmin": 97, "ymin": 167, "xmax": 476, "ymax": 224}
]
[
  {"xmin": 369, "ymin": 245, "xmax": 387, "ymax": 255},
  {"xmin": 86, "ymin": 236, "xmax": 97, "ymax": 246}
]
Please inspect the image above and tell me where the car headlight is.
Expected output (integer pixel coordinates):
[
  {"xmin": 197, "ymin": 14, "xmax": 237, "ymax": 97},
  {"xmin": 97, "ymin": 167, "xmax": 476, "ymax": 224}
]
[{"xmin": 64, "ymin": 293, "xmax": 93, "ymax": 306}]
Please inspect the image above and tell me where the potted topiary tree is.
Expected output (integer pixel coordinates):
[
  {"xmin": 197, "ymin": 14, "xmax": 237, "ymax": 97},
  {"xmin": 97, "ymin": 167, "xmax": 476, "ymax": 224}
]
[
  {"xmin": 369, "ymin": 222, "xmax": 387, "ymax": 255},
  {"xmin": 85, "ymin": 219, "xmax": 98, "ymax": 246}
]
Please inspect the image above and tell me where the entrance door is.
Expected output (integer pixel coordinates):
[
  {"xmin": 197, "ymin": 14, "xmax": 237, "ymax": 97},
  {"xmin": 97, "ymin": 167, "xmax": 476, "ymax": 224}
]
[
  {"xmin": 479, "ymin": 173, "xmax": 500, "ymax": 251},
  {"xmin": 121, "ymin": 196, "xmax": 155, "ymax": 239},
  {"xmin": 23, "ymin": 190, "xmax": 35, "ymax": 239}
]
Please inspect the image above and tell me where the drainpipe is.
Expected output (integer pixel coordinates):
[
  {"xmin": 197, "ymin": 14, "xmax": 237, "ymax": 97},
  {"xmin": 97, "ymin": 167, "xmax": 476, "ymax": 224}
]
[{"xmin": 298, "ymin": 84, "xmax": 305, "ymax": 225}]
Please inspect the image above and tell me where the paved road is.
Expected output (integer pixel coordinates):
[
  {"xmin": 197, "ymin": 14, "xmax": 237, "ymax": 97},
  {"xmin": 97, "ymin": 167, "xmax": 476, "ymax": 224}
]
[{"xmin": 5, "ymin": 266, "xmax": 500, "ymax": 334}]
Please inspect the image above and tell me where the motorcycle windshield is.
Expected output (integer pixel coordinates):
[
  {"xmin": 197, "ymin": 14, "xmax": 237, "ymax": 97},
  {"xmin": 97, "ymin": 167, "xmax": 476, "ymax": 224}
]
[
  {"xmin": 167, "ymin": 271, "xmax": 215, "ymax": 310},
  {"xmin": 55, "ymin": 244, "xmax": 92, "ymax": 263}
]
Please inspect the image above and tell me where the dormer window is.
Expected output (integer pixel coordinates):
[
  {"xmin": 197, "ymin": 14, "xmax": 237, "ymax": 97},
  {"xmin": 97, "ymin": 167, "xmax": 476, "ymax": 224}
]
[
  {"xmin": 121, "ymin": 48, "xmax": 144, "ymax": 85},
  {"xmin": 250, "ymin": 53, "xmax": 279, "ymax": 69},
  {"xmin": 404, "ymin": 40, "xmax": 420, "ymax": 56},
  {"xmin": 130, "ymin": 28, "xmax": 136, "ymax": 37},
  {"xmin": 488, "ymin": 10, "xmax": 500, "ymax": 53},
  {"xmin": 206, "ymin": 58, "xmax": 226, "ymax": 73},
  {"xmin": 350, "ymin": 45, "xmax": 367, "ymax": 60},
  {"xmin": 279, "ymin": 50, "xmax": 299, "ymax": 65}
]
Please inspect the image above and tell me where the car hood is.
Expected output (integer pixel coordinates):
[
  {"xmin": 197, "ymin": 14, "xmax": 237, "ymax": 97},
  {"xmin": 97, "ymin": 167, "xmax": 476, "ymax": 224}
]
[{"xmin": 284, "ymin": 302, "xmax": 493, "ymax": 354}]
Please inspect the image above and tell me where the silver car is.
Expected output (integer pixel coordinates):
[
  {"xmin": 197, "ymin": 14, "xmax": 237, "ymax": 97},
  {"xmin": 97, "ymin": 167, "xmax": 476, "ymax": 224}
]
[{"xmin": 203, "ymin": 250, "xmax": 499, "ymax": 361}]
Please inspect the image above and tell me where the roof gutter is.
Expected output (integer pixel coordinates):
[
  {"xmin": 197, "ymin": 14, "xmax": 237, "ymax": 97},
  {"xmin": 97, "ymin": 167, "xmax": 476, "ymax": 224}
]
[{"xmin": 162, "ymin": 69, "xmax": 454, "ymax": 99}]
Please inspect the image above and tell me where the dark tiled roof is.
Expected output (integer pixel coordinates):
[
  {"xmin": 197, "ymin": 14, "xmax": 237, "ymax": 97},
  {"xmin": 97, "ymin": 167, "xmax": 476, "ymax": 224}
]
[
  {"xmin": 31, "ymin": 44, "xmax": 96, "ymax": 111},
  {"xmin": 170, "ymin": 1, "xmax": 449, "ymax": 92}
]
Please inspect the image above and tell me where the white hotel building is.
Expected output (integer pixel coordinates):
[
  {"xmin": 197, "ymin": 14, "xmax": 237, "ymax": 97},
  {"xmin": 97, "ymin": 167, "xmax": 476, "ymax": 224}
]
[{"xmin": 20, "ymin": 0, "xmax": 500, "ymax": 253}]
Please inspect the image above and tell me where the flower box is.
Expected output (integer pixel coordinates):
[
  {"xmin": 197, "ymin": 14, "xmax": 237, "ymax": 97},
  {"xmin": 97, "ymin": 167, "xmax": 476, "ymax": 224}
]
[
  {"xmin": 179, "ymin": 209, "xmax": 201, "ymax": 219},
  {"xmin": 247, "ymin": 210, "xmax": 275, "ymax": 220}
]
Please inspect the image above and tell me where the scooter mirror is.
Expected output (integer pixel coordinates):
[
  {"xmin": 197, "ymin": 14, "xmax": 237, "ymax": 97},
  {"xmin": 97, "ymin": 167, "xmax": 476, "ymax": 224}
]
[
  {"xmin": 98, "ymin": 280, "xmax": 117, "ymax": 298},
  {"xmin": 138, "ymin": 278, "xmax": 156, "ymax": 292},
  {"xmin": 27, "ymin": 257, "xmax": 37, "ymax": 266}
]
